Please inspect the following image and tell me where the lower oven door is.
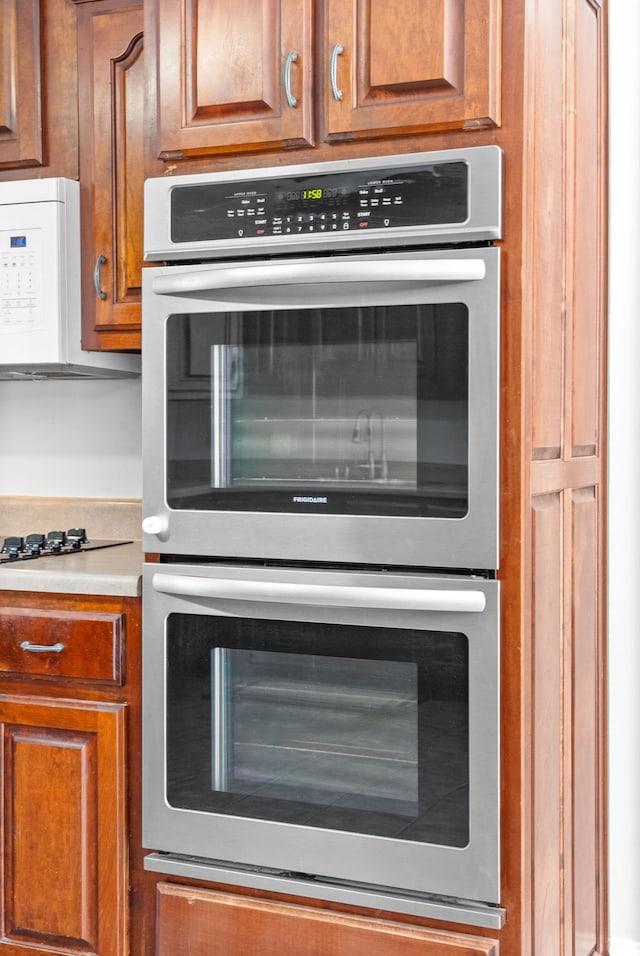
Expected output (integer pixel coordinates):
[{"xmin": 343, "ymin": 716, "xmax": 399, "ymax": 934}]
[{"xmin": 143, "ymin": 562, "xmax": 499, "ymax": 906}]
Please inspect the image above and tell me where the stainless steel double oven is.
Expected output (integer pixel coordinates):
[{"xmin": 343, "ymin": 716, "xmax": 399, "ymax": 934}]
[{"xmin": 141, "ymin": 146, "xmax": 504, "ymax": 928}]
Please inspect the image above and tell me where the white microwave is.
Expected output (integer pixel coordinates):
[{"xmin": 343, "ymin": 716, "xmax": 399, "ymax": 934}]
[{"xmin": 0, "ymin": 177, "xmax": 139, "ymax": 380}]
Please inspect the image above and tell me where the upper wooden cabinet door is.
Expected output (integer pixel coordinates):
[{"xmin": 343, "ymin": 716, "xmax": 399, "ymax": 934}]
[
  {"xmin": 75, "ymin": 0, "xmax": 144, "ymax": 351},
  {"xmin": 0, "ymin": 0, "xmax": 43, "ymax": 168},
  {"xmin": 151, "ymin": 0, "xmax": 314, "ymax": 159},
  {"xmin": 323, "ymin": 0, "xmax": 501, "ymax": 141}
]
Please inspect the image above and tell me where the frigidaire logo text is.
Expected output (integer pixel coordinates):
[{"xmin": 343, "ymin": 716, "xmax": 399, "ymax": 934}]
[{"xmin": 292, "ymin": 496, "xmax": 328, "ymax": 504}]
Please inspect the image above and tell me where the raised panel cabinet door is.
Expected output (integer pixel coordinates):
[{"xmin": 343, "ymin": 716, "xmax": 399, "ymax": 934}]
[
  {"xmin": 151, "ymin": 0, "xmax": 314, "ymax": 159},
  {"xmin": 75, "ymin": 0, "xmax": 144, "ymax": 351},
  {"xmin": 323, "ymin": 0, "xmax": 501, "ymax": 141},
  {"xmin": 0, "ymin": 695, "xmax": 127, "ymax": 956},
  {"xmin": 0, "ymin": 0, "xmax": 43, "ymax": 168}
]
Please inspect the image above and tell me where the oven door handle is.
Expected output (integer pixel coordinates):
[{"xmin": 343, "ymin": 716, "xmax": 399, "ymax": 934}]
[
  {"xmin": 151, "ymin": 572, "xmax": 487, "ymax": 613},
  {"xmin": 150, "ymin": 258, "xmax": 487, "ymax": 296}
]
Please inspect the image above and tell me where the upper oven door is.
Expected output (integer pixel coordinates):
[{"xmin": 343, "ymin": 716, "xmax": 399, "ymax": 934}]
[{"xmin": 142, "ymin": 246, "xmax": 499, "ymax": 570}]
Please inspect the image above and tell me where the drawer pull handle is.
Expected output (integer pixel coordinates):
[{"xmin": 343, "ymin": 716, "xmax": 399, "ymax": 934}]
[{"xmin": 20, "ymin": 640, "xmax": 65, "ymax": 653}]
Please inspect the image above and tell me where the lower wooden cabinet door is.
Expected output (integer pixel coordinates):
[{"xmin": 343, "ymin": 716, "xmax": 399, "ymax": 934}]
[
  {"xmin": 156, "ymin": 884, "xmax": 499, "ymax": 956},
  {"xmin": 0, "ymin": 694, "xmax": 127, "ymax": 956}
]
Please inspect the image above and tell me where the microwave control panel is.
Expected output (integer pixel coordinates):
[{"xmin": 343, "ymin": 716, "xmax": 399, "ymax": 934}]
[
  {"xmin": 0, "ymin": 229, "xmax": 42, "ymax": 333},
  {"xmin": 0, "ymin": 178, "xmax": 77, "ymax": 366}
]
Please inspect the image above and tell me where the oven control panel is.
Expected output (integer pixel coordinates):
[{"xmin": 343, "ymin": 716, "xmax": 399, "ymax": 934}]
[
  {"xmin": 169, "ymin": 160, "xmax": 469, "ymax": 244},
  {"xmin": 144, "ymin": 146, "xmax": 503, "ymax": 260}
]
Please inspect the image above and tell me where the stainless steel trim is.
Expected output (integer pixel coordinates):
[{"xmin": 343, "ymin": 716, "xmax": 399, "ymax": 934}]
[
  {"xmin": 151, "ymin": 572, "xmax": 487, "ymax": 612},
  {"xmin": 20, "ymin": 641, "xmax": 64, "ymax": 653},
  {"xmin": 143, "ymin": 145, "xmax": 503, "ymax": 261},
  {"xmin": 150, "ymin": 258, "xmax": 487, "ymax": 297},
  {"xmin": 211, "ymin": 345, "xmax": 228, "ymax": 489},
  {"xmin": 211, "ymin": 648, "xmax": 230, "ymax": 790},
  {"xmin": 142, "ymin": 565, "xmax": 500, "ymax": 903},
  {"xmin": 141, "ymin": 245, "xmax": 500, "ymax": 570},
  {"xmin": 93, "ymin": 254, "xmax": 107, "ymax": 300},
  {"xmin": 329, "ymin": 43, "xmax": 344, "ymax": 100},
  {"xmin": 283, "ymin": 50, "xmax": 298, "ymax": 107},
  {"xmin": 142, "ymin": 854, "xmax": 506, "ymax": 930}
]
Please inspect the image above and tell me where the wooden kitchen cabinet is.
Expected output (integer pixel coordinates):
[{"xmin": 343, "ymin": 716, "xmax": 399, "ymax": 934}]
[
  {"xmin": 0, "ymin": 594, "xmax": 144, "ymax": 956},
  {"xmin": 155, "ymin": 884, "xmax": 500, "ymax": 956},
  {"xmin": 148, "ymin": 0, "xmax": 315, "ymax": 160},
  {"xmin": 141, "ymin": 0, "xmax": 609, "ymax": 954},
  {"xmin": 321, "ymin": 0, "xmax": 501, "ymax": 143},
  {"xmin": 0, "ymin": 0, "xmax": 43, "ymax": 169},
  {"xmin": 0, "ymin": 694, "xmax": 126, "ymax": 955},
  {"xmin": 74, "ymin": 0, "xmax": 145, "ymax": 351},
  {"xmin": 145, "ymin": 0, "xmax": 501, "ymax": 164},
  {"xmin": 0, "ymin": 0, "xmax": 79, "ymax": 180}
]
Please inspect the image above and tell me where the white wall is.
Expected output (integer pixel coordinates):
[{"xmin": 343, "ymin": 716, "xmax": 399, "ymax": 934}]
[
  {"xmin": 608, "ymin": 2, "xmax": 640, "ymax": 953},
  {"xmin": 0, "ymin": 377, "xmax": 141, "ymax": 498}
]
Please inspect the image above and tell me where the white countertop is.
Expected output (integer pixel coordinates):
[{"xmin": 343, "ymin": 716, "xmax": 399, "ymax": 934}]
[{"xmin": 0, "ymin": 540, "xmax": 143, "ymax": 596}]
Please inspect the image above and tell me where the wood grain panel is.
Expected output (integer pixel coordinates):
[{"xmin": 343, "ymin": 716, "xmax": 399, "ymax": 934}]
[
  {"xmin": 324, "ymin": 0, "xmax": 501, "ymax": 140},
  {"xmin": 0, "ymin": 0, "xmax": 43, "ymax": 168},
  {"xmin": 569, "ymin": 0, "xmax": 605, "ymax": 459},
  {"xmin": 191, "ymin": 0, "xmax": 277, "ymax": 116},
  {"xmin": 530, "ymin": 492, "xmax": 563, "ymax": 955},
  {"xmin": 0, "ymin": 607, "xmax": 124, "ymax": 683},
  {"xmin": 7, "ymin": 724, "xmax": 98, "ymax": 946},
  {"xmin": 569, "ymin": 485, "xmax": 600, "ymax": 956},
  {"xmin": 0, "ymin": 695, "xmax": 127, "ymax": 955},
  {"xmin": 111, "ymin": 23, "xmax": 145, "ymax": 321},
  {"xmin": 529, "ymin": 0, "xmax": 564, "ymax": 460},
  {"xmin": 156, "ymin": 884, "xmax": 500, "ymax": 955},
  {"xmin": 76, "ymin": 0, "xmax": 145, "ymax": 351},
  {"xmin": 368, "ymin": 0, "xmax": 463, "ymax": 96},
  {"xmin": 152, "ymin": 0, "xmax": 314, "ymax": 158}
]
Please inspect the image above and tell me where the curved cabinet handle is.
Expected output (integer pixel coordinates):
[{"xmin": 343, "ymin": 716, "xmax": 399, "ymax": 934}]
[
  {"xmin": 330, "ymin": 43, "xmax": 344, "ymax": 101},
  {"xmin": 283, "ymin": 50, "xmax": 298, "ymax": 108},
  {"xmin": 20, "ymin": 640, "xmax": 65, "ymax": 653},
  {"xmin": 152, "ymin": 572, "xmax": 487, "ymax": 613},
  {"xmin": 94, "ymin": 254, "xmax": 107, "ymax": 301}
]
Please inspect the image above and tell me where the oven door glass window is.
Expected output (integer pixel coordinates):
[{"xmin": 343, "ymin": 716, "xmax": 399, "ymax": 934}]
[
  {"xmin": 166, "ymin": 614, "xmax": 470, "ymax": 848},
  {"xmin": 166, "ymin": 304, "xmax": 469, "ymax": 518}
]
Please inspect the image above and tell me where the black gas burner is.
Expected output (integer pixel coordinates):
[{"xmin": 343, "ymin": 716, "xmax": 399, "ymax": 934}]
[{"xmin": 0, "ymin": 530, "xmax": 132, "ymax": 564}]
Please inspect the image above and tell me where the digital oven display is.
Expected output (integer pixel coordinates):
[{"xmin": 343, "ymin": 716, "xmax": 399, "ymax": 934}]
[{"xmin": 169, "ymin": 160, "xmax": 469, "ymax": 244}]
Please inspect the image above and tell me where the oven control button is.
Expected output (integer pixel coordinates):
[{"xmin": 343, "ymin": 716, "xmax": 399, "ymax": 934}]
[
  {"xmin": 46, "ymin": 531, "xmax": 66, "ymax": 552},
  {"xmin": 142, "ymin": 515, "xmax": 169, "ymax": 539},
  {"xmin": 1, "ymin": 536, "xmax": 24, "ymax": 558},
  {"xmin": 25, "ymin": 533, "xmax": 45, "ymax": 554}
]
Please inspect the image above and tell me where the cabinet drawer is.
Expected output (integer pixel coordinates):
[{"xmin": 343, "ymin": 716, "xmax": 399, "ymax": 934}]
[
  {"xmin": 156, "ymin": 884, "xmax": 500, "ymax": 956},
  {"xmin": 0, "ymin": 607, "xmax": 124, "ymax": 684}
]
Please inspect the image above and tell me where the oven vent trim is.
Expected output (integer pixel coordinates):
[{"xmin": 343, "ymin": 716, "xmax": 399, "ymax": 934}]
[{"xmin": 143, "ymin": 853, "xmax": 506, "ymax": 930}]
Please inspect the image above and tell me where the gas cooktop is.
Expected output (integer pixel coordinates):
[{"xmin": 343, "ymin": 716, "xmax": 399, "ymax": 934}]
[{"xmin": 0, "ymin": 529, "xmax": 133, "ymax": 564}]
